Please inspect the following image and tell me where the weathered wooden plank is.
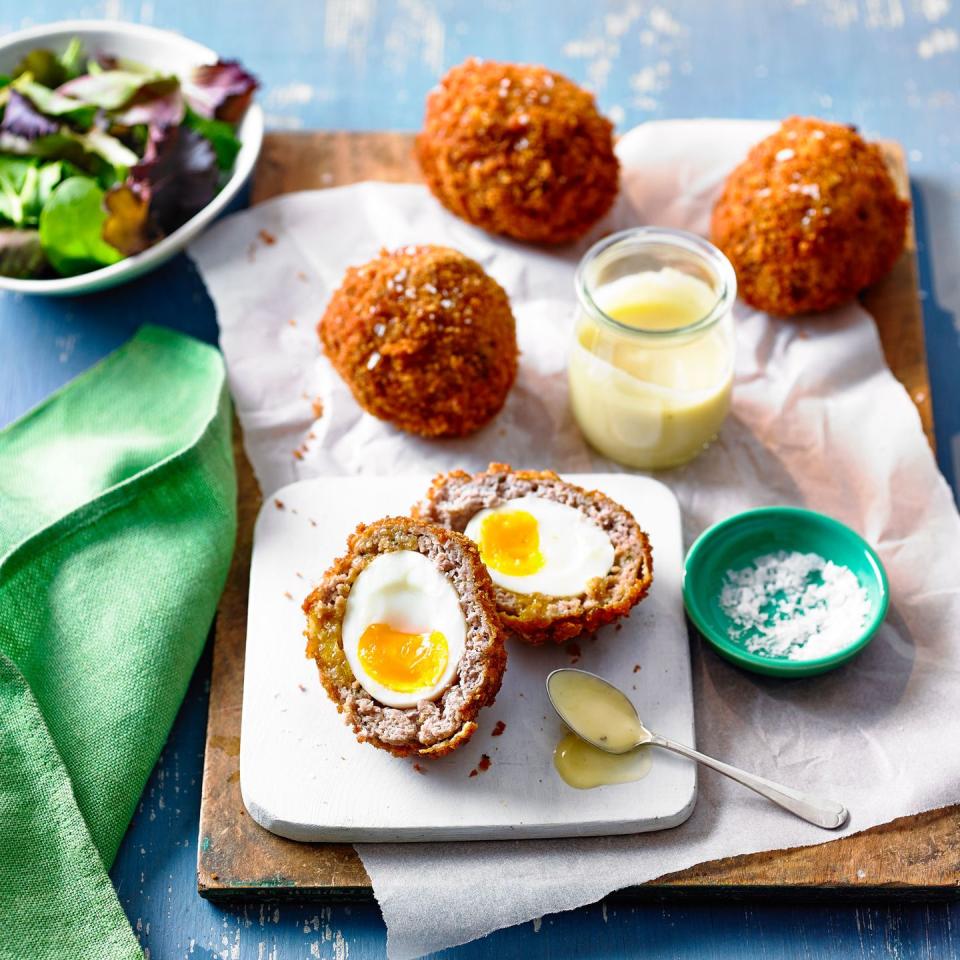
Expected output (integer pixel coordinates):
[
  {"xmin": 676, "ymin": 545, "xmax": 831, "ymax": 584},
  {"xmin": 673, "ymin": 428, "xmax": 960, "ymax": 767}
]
[{"xmin": 197, "ymin": 131, "xmax": 950, "ymax": 900}]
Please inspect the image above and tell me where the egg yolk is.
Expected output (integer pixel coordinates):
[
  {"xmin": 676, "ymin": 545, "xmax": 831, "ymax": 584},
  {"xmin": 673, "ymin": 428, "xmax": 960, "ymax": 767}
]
[
  {"xmin": 478, "ymin": 510, "xmax": 546, "ymax": 577},
  {"xmin": 357, "ymin": 623, "xmax": 449, "ymax": 694}
]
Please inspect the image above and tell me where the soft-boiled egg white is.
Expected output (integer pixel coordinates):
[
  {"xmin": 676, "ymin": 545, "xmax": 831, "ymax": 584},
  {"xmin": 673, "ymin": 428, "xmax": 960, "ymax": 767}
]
[
  {"xmin": 464, "ymin": 495, "xmax": 614, "ymax": 596},
  {"xmin": 341, "ymin": 550, "xmax": 466, "ymax": 708}
]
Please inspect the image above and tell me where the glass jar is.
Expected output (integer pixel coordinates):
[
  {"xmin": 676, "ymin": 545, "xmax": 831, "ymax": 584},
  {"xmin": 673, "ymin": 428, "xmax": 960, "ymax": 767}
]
[{"xmin": 568, "ymin": 227, "xmax": 737, "ymax": 470}]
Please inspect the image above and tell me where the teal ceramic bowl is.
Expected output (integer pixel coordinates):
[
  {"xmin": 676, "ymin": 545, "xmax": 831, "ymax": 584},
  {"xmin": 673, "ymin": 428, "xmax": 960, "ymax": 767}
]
[{"xmin": 682, "ymin": 507, "xmax": 889, "ymax": 677}]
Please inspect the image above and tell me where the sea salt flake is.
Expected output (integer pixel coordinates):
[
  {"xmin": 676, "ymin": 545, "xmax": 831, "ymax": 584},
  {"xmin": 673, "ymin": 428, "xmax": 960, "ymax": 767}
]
[
  {"xmin": 718, "ymin": 550, "xmax": 870, "ymax": 661},
  {"xmin": 788, "ymin": 183, "xmax": 821, "ymax": 200}
]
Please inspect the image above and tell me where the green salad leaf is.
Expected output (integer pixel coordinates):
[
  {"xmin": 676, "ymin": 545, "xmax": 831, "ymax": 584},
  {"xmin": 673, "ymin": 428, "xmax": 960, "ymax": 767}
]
[
  {"xmin": 108, "ymin": 56, "xmax": 159, "ymax": 76},
  {"xmin": 59, "ymin": 37, "xmax": 85, "ymax": 80},
  {"xmin": 183, "ymin": 107, "xmax": 241, "ymax": 170},
  {"xmin": 13, "ymin": 48, "xmax": 67, "ymax": 88},
  {"xmin": 29, "ymin": 161, "xmax": 74, "ymax": 218},
  {"xmin": 7, "ymin": 132, "xmax": 92, "ymax": 168},
  {"xmin": 59, "ymin": 71, "xmax": 177, "ymax": 111},
  {"xmin": 0, "ymin": 155, "xmax": 36, "ymax": 192},
  {"xmin": 0, "ymin": 171, "xmax": 23, "ymax": 224},
  {"xmin": 0, "ymin": 156, "xmax": 76, "ymax": 227},
  {"xmin": 9, "ymin": 129, "xmax": 134, "ymax": 178},
  {"xmin": 38, "ymin": 176, "xmax": 122, "ymax": 276},
  {"xmin": 11, "ymin": 76, "xmax": 97, "ymax": 128},
  {"xmin": 70, "ymin": 127, "xmax": 139, "ymax": 168}
]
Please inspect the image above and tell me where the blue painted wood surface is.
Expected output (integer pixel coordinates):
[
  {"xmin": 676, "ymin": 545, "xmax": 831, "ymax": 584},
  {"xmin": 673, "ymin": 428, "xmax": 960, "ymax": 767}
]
[{"xmin": 3, "ymin": 1, "xmax": 960, "ymax": 956}]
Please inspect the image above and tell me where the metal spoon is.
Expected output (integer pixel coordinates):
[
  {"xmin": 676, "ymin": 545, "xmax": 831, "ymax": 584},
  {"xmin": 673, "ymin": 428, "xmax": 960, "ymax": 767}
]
[{"xmin": 546, "ymin": 668, "xmax": 849, "ymax": 830}]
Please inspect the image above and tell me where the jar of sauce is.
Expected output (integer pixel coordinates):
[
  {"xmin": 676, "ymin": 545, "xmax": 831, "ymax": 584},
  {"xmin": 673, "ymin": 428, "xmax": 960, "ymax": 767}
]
[{"xmin": 568, "ymin": 227, "xmax": 737, "ymax": 470}]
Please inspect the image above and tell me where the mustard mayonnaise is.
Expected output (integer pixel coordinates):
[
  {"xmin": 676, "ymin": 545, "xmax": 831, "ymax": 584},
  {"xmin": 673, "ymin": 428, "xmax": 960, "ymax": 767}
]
[{"xmin": 569, "ymin": 230, "xmax": 737, "ymax": 470}]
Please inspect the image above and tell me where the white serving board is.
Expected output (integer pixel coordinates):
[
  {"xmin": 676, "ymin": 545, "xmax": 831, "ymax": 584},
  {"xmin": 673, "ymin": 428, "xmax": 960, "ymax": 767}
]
[{"xmin": 240, "ymin": 473, "xmax": 696, "ymax": 842}]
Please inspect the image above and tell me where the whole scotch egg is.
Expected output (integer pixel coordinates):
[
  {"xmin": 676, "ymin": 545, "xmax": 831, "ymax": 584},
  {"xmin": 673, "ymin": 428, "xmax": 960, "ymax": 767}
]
[
  {"xmin": 416, "ymin": 58, "xmax": 620, "ymax": 244},
  {"xmin": 318, "ymin": 245, "xmax": 518, "ymax": 439},
  {"xmin": 303, "ymin": 516, "xmax": 506, "ymax": 757},
  {"xmin": 711, "ymin": 116, "xmax": 909, "ymax": 316}
]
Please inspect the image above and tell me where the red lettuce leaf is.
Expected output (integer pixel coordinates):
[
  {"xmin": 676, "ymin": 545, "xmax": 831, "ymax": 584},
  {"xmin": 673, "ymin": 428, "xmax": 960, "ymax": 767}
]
[
  {"xmin": 113, "ymin": 86, "xmax": 185, "ymax": 128},
  {"xmin": 2, "ymin": 89, "xmax": 60, "ymax": 140},
  {"xmin": 129, "ymin": 124, "xmax": 217, "ymax": 232},
  {"xmin": 184, "ymin": 60, "xmax": 258, "ymax": 122}
]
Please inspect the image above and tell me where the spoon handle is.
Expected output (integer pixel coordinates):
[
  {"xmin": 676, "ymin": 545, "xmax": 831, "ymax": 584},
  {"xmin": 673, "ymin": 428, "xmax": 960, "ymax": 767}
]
[{"xmin": 649, "ymin": 734, "xmax": 849, "ymax": 830}]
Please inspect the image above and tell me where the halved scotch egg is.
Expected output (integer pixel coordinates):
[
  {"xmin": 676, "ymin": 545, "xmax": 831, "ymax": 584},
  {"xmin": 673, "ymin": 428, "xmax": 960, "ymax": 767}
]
[
  {"xmin": 303, "ymin": 516, "xmax": 506, "ymax": 757},
  {"xmin": 413, "ymin": 464, "xmax": 654, "ymax": 645}
]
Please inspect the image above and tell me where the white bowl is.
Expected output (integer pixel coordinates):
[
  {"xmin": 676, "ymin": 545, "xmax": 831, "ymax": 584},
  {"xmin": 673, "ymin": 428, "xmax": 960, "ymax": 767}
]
[{"xmin": 0, "ymin": 20, "xmax": 264, "ymax": 296}]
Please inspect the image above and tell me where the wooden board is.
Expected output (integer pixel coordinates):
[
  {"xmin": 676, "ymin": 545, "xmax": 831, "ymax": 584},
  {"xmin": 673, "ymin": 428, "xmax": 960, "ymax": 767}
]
[{"xmin": 197, "ymin": 131, "xmax": 954, "ymax": 900}]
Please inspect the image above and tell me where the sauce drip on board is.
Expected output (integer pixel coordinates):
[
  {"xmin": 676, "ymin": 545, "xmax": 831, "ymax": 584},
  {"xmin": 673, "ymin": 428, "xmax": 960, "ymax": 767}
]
[{"xmin": 553, "ymin": 732, "xmax": 653, "ymax": 789}]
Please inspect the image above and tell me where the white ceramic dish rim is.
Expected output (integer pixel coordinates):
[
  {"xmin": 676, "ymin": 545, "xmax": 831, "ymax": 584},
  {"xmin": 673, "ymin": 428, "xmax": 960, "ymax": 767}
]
[{"xmin": 0, "ymin": 19, "xmax": 264, "ymax": 296}]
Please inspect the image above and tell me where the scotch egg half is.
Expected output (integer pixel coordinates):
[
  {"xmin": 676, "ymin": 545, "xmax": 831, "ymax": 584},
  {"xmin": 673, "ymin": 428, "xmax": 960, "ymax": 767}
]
[
  {"xmin": 341, "ymin": 549, "xmax": 466, "ymax": 708},
  {"xmin": 414, "ymin": 466, "xmax": 653, "ymax": 645},
  {"xmin": 464, "ymin": 495, "xmax": 615, "ymax": 596},
  {"xmin": 304, "ymin": 516, "xmax": 507, "ymax": 757}
]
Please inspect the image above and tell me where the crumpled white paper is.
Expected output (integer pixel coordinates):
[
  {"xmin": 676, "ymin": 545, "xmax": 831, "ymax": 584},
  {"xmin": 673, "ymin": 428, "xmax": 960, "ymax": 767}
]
[{"xmin": 191, "ymin": 120, "xmax": 960, "ymax": 960}]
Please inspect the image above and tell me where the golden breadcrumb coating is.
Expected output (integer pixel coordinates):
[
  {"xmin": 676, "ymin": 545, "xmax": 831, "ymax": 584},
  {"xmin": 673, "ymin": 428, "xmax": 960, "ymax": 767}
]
[
  {"xmin": 413, "ymin": 463, "xmax": 654, "ymax": 645},
  {"xmin": 303, "ymin": 516, "xmax": 507, "ymax": 758},
  {"xmin": 711, "ymin": 116, "xmax": 909, "ymax": 316},
  {"xmin": 319, "ymin": 244, "xmax": 518, "ymax": 438},
  {"xmin": 416, "ymin": 58, "xmax": 619, "ymax": 244}
]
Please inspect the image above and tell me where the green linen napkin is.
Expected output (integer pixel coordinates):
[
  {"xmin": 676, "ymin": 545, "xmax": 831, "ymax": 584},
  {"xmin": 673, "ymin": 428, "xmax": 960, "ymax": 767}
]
[{"xmin": 0, "ymin": 325, "xmax": 237, "ymax": 959}]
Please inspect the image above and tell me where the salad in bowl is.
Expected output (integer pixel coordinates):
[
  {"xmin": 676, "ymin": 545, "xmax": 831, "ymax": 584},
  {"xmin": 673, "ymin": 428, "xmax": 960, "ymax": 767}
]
[{"xmin": 0, "ymin": 21, "xmax": 262, "ymax": 294}]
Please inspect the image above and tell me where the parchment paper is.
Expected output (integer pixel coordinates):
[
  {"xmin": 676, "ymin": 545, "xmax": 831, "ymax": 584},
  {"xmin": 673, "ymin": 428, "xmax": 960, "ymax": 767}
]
[{"xmin": 190, "ymin": 120, "xmax": 960, "ymax": 960}]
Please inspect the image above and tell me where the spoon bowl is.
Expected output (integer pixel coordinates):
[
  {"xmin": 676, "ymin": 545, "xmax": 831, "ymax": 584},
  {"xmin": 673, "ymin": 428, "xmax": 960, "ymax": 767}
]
[{"xmin": 546, "ymin": 668, "xmax": 652, "ymax": 753}]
